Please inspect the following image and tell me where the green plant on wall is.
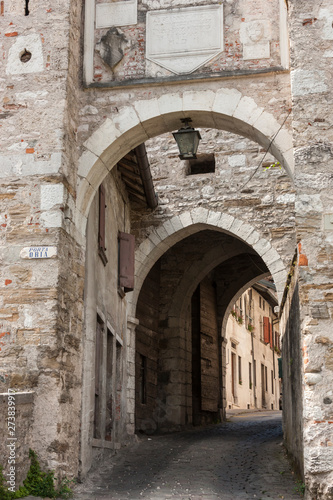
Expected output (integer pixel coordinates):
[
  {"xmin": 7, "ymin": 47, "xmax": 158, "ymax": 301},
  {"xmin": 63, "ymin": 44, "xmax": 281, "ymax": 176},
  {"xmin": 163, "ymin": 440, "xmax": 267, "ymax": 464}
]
[{"xmin": 0, "ymin": 449, "xmax": 74, "ymax": 499}]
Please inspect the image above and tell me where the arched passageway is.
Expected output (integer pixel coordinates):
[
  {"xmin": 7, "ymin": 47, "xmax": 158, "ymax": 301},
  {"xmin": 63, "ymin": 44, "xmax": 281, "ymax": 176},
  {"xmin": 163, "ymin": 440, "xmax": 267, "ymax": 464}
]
[
  {"xmin": 133, "ymin": 226, "xmax": 284, "ymax": 433},
  {"xmin": 79, "ymin": 98, "xmax": 298, "ymax": 481}
]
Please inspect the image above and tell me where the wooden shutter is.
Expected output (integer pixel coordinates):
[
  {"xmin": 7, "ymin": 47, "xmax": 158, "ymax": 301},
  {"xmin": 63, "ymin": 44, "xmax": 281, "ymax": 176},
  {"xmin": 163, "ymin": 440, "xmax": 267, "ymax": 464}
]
[
  {"xmin": 269, "ymin": 321, "xmax": 273, "ymax": 348},
  {"xmin": 118, "ymin": 232, "xmax": 135, "ymax": 292},
  {"xmin": 263, "ymin": 316, "xmax": 270, "ymax": 344}
]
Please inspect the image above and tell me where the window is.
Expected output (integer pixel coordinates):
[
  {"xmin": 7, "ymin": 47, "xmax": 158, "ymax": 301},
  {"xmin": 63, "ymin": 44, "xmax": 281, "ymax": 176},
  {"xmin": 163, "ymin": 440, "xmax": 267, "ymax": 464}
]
[
  {"xmin": 238, "ymin": 356, "xmax": 242, "ymax": 384},
  {"xmin": 94, "ymin": 316, "xmax": 104, "ymax": 439},
  {"xmin": 259, "ymin": 296, "xmax": 262, "ymax": 308},
  {"xmin": 118, "ymin": 232, "xmax": 135, "ymax": 293},
  {"xmin": 187, "ymin": 154, "xmax": 215, "ymax": 175},
  {"xmin": 98, "ymin": 184, "xmax": 108, "ymax": 265},
  {"xmin": 239, "ymin": 298, "xmax": 243, "ymax": 318},
  {"xmin": 265, "ymin": 366, "xmax": 268, "ymax": 392},
  {"xmin": 249, "ymin": 362, "xmax": 252, "ymax": 389},
  {"xmin": 254, "ymin": 360, "xmax": 257, "ymax": 387},
  {"xmin": 263, "ymin": 317, "xmax": 270, "ymax": 344}
]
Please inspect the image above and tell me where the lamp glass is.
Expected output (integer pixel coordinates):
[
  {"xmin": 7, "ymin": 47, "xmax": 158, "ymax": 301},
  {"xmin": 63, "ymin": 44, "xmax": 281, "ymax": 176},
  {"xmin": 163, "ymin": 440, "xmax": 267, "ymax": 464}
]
[{"xmin": 173, "ymin": 128, "xmax": 201, "ymax": 160}]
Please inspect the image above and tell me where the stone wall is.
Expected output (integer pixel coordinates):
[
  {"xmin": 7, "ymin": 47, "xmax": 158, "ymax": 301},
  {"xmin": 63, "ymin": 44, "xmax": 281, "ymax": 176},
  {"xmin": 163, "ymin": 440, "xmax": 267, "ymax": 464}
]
[
  {"xmin": 0, "ymin": 392, "xmax": 34, "ymax": 488},
  {"xmin": 289, "ymin": 0, "xmax": 333, "ymax": 497},
  {"xmin": 5, "ymin": 0, "xmax": 333, "ymax": 496},
  {"xmin": 279, "ymin": 265, "xmax": 304, "ymax": 477},
  {"xmin": 81, "ymin": 168, "xmax": 132, "ymax": 476}
]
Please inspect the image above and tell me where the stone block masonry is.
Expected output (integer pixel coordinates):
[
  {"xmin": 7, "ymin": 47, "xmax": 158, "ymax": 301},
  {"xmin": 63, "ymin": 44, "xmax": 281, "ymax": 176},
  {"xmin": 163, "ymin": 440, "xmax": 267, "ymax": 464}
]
[{"xmin": 0, "ymin": 0, "xmax": 333, "ymax": 498}]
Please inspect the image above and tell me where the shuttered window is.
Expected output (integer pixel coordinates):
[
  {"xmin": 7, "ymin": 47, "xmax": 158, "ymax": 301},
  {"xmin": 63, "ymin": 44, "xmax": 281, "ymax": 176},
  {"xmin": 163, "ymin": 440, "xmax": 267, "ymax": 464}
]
[
  {"xmin": 98, "ymin": 184, "xmax": 108, "ymax": 265},
  {"xmin": 269, "ymin": 321, "xmax": 273, "ymax": 349},
  {"xmin": 263, "ymin": 316, "xmax": 270, "ymax": 344},
  {"xmin": 118, "ymin": 232, "xmax": 135, "ymax": 292}
]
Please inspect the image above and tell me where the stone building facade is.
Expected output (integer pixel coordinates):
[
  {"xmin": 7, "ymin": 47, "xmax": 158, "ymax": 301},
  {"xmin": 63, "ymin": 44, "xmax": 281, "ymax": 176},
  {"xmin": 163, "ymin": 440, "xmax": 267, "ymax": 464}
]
[
  {"xmin": 225, "ymin": 283, "xmax": 281, "ymax": 411},
  {"xmin": 0, "ymin": 0, "xmax": 333, "ymax": 498}
]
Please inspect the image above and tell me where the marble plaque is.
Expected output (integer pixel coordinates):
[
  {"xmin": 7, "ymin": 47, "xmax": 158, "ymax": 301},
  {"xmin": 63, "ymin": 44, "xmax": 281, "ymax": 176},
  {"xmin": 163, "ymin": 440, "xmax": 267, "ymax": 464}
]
[
  {"xmin": 146, "ymin": 5, "xmax": 224, "ymax": 75},
  {"xmin": 243, "ymin": 43, "xmax": 270, "ymax": 60},
  {"xmin": 96, "ymin": 0, "xmax": 137, "ymax": 29},
  {"xmin": 240, "ymin": 20, "xmax": 271, "ymax": 61},
  {"xmin": 20, "ymin": 246, "xmax": 57, "ymax": 259}
]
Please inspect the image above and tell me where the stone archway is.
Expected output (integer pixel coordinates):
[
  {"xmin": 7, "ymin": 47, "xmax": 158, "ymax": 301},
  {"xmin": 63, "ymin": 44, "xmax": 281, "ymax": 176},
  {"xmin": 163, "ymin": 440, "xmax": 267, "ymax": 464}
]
[
  {"xmin": 130, "ymin": 210, "xmax": 291, "ymax": 433},
  {"xmin": 128, "ymin": 209, "xmax": 288, "ymax": 321},
  {"xmin": 75, "ymin": 88, "xmax": 294, "ymax": 234}
]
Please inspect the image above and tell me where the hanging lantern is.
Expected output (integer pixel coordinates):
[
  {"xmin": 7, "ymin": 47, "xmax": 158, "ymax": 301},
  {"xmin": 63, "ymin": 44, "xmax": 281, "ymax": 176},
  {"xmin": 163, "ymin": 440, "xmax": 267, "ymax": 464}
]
[{"xmin": 173, "ymin": 118, "xmax": 201, "ymax": 160}]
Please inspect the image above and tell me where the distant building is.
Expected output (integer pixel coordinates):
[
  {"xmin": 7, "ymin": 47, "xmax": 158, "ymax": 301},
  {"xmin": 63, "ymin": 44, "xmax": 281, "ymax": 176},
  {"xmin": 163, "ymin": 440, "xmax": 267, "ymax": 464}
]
[{"xmin": 225, "ymin": 281, "xmax": 281, "ymax": 410}]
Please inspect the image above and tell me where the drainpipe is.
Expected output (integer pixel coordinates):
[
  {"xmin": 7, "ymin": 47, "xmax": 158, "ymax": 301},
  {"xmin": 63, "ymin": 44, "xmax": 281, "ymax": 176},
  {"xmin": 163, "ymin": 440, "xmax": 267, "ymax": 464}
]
[
  {"xmin": 251, "ymin": 332, "xmax": 257, "ymax": 408},
  {"xmin": 134, "ymin": 144, "xmax": 158, "ymax": 209}
]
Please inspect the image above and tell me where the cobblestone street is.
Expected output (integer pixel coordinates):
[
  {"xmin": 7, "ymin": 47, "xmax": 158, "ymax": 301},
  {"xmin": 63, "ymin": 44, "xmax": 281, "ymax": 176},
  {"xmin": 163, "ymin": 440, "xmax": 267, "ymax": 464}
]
[{"xmin": 74, "ymin": 411, "xmax": 302, "ymax": 500}]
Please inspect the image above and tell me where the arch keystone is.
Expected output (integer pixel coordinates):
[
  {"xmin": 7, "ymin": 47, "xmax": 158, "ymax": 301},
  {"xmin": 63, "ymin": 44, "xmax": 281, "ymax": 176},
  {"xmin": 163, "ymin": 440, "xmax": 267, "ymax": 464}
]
[
  {"xmin": 183, "ymin": 90, "xmax": 215, "ymax": 113},
  {"xmin": 158, "ymin": 93, "xmax": 184, "ymax": 117},
  {"xmin": 191, "ymin": 207, "xmax": 209, "ymax": 224}
]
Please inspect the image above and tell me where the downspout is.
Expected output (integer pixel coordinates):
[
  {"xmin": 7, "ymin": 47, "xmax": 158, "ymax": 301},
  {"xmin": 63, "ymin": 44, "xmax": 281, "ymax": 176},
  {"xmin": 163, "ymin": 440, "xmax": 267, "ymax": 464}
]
[
  {"xmin": 134, "ymin": 144, "xmax": 158, "ymax": 209},
  {"xmin": 251, "ymin": 332, "xmax": 257, "ymax": 408}
]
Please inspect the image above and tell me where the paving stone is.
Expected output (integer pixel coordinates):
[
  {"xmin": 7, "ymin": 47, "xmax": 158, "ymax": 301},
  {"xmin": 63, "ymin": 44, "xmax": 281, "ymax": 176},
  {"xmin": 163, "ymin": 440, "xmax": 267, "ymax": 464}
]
[{"xmin": 74, "ymin": 412, "xmax": 301, "ymax": 500}]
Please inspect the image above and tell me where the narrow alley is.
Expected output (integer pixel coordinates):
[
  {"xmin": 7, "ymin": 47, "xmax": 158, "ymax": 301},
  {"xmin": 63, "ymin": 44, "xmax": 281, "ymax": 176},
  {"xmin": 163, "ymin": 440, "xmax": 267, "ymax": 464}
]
[{"xmin": 74, "ymin": 411, "xmax": 302, "ymax": 500}]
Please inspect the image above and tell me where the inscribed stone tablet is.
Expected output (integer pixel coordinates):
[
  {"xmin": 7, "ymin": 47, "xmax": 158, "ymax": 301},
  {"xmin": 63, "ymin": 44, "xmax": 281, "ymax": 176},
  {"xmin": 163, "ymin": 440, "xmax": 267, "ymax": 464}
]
[
  {"xmin": 96, "ymin": 0, "xmax": 137, "ymax": 29},
  {"xmin": 146, "ymin": 5, "xmax": 224, "ymax": 75}
]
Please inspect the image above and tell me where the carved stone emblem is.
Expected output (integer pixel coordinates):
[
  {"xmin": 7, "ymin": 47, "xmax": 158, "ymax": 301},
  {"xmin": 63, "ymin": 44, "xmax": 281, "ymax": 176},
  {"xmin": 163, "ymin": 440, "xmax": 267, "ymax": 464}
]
[
  {"xmin": 97, "ymin": 28, "xmax": 128, "ymax": 70},
  {"xmin": 246, "ymin": 21, "xmax": 264, "ymax": 43},
  {"xmin": 240, "ymin": 20, "xmax": 270, "ymax": 60}
]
